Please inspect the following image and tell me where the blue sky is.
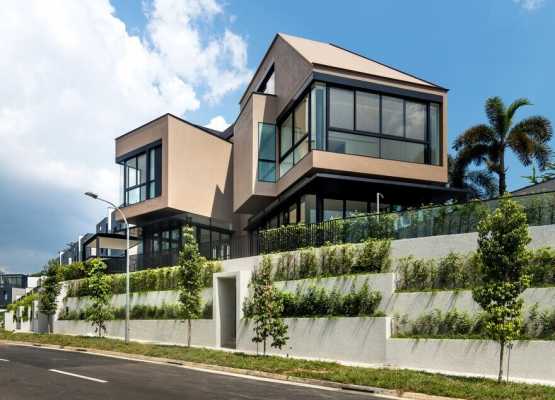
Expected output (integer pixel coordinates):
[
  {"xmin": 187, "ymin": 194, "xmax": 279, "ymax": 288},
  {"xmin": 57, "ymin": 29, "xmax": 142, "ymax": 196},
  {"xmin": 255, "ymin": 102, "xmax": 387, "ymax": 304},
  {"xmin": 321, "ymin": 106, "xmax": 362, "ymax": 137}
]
[{"xmin": 0, "ymin": 0, "xmax": 553, "ymax": 274}]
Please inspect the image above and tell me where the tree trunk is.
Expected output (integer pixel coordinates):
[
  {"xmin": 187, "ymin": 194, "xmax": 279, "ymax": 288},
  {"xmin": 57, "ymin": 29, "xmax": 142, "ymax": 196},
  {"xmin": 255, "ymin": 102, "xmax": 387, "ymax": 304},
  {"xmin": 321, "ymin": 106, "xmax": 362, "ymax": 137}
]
[
  {"xmin": 498, "ymin": 341, "xmax": 505, "ymax": 383},
  {"xmin": 187, "ymin": 319, "xmax": 192, "ymax": 348},
  {"xmin": 47, "ymin": 315, "xmax": 52, "ymax": 334},
  {"xmin": 499, "ymin": 151, "xmax": 506, "ymax": 195},
  {"xmin": 263, "ymin": 339, "xmax": 267, "ymax": 356}
]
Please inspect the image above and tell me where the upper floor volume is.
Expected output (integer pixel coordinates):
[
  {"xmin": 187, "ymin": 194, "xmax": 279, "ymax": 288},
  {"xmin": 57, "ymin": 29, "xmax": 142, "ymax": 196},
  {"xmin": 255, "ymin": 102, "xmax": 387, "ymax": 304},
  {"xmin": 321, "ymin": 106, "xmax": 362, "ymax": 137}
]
[{"xmin": 113, "ymin": 33, "xmax": 464, "ymax": 264}]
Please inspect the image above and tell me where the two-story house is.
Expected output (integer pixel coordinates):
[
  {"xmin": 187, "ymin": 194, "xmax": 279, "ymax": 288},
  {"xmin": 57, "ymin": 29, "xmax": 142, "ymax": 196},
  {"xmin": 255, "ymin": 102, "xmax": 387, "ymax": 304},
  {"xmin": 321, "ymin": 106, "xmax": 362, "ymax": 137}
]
[{"xmin": 114, "ymin": 33, "xmax": 465, "ymax": 269}]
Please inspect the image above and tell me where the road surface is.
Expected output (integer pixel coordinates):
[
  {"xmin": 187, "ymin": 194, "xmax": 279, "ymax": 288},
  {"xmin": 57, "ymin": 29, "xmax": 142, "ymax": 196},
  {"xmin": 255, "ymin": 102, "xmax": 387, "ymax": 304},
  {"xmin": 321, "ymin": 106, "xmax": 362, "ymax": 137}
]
[{"xmin": 0, "ymin": 343, "xmax": 381, "ymax": 400}]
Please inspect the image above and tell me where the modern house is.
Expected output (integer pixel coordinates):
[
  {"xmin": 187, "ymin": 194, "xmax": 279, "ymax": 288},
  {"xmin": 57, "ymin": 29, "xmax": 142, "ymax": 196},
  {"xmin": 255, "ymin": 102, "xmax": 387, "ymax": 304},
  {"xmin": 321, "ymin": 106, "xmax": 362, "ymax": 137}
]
[
  {"xmin": 113, "ymin": 33, "xmax": 465, "ymax": 269},
  {"xmin": 0, "ymin": 274, "xmax": 41, "ymax": 309}
]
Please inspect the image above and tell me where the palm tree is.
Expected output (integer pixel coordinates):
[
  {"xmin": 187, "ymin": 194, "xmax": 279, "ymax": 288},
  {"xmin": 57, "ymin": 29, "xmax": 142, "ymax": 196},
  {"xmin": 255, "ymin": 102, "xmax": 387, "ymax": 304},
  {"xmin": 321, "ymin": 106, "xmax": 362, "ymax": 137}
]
[
  {"xmin": 448, "ymin": 155, "xmax": 498, "ymax": 199},
  {"xmin": 453, "ymin": 97, "xmax": 552, "ymax": 195}
]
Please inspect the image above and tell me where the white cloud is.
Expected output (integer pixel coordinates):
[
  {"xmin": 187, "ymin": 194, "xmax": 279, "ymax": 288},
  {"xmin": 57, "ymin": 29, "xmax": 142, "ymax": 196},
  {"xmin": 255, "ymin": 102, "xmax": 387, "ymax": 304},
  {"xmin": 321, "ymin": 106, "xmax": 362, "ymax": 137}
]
[
  {"xmin": 0, "ymin": 0, "xmax": 250, "ymax": 199},
  {"xmin": 205, "ymin": 116, "xmax": 230, "ymax": 131},
  {"xmin": 514, "ymin": 0, "xmax": 545, "ymax": 11}
]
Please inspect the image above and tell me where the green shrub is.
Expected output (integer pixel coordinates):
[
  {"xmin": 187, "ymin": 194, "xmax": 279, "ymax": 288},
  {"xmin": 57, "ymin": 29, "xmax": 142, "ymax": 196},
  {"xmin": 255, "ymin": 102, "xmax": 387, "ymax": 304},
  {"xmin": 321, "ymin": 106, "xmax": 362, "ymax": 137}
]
[
  {"xmin": 66, "ymin": 262, "xmax": 221, "ymax": 298},
  {"xmin": 274, "ymin": 253, "xmax": 297, "ymax": 281},
  {"xmin": 353, "ymin": 239, "xmax": 391, "ymax": 273},
  {"xmin": 397, "ymin": 257, "xmax": 437, "ymax": 291},
  {"xmin": 298, "ymin": 248, "xmax": 318, "ymax": 279},
  {"xmin": 527, "ymin": 247, "xmax": 555, "ymax": 287},
  {"xmin": 246, "ymin": 282, "xmax": 382, "ymax": 319}
]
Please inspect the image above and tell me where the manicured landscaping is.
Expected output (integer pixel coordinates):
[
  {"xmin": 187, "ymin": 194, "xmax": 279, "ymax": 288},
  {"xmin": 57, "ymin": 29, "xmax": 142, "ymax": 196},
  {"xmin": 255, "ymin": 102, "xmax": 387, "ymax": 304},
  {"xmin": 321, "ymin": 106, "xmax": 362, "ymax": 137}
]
[{"xmin": 1, "ymin": 330, "xmax": 555, "ymax": 400}]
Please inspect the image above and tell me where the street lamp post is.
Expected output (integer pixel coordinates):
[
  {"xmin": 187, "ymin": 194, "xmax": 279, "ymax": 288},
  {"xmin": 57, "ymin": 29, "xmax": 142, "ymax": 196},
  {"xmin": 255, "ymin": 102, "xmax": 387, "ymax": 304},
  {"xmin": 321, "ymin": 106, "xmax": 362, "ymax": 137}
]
[
  {"xmin": 376, "ymin": 192, "xmax": 384, "ymax": 215},
  {"xmin": 84, "ymin": 192, "xmax": 130, "ymax": 344}
]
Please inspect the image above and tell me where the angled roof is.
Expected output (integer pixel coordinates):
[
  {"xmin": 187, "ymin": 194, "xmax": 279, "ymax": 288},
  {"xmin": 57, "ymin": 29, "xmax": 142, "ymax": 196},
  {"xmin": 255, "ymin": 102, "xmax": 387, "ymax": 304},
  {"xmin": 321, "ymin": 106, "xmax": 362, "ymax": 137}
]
[{"xmin": 278, "ymin": 33, "xmax": 445, "ymax": 89}]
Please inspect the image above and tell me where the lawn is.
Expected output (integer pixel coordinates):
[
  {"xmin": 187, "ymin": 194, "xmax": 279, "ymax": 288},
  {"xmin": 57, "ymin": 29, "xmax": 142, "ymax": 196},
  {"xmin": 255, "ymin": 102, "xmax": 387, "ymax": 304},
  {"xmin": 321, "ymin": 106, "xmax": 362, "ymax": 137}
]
[{"xmin": 1, "ymin": 330, "xmax": 554, "ymax": 400}]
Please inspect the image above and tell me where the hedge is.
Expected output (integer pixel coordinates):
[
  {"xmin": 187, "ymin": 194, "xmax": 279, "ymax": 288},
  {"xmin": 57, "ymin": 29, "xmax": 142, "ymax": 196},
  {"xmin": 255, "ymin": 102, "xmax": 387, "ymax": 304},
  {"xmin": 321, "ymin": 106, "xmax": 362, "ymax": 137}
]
[
  {"xmin": 243, "ymin": 282, "xmax": 383, "ymax": 319},
  {"xmin": 272, "ymin": 238, "xmax": 391, "ymax": 281},
  {"xmin": 58, "ymin": 301, "xmax": 213, "ymax": 321},
  {"xmin": 66, "ymin": 261, "xmax": 222, "ymax": 298}
]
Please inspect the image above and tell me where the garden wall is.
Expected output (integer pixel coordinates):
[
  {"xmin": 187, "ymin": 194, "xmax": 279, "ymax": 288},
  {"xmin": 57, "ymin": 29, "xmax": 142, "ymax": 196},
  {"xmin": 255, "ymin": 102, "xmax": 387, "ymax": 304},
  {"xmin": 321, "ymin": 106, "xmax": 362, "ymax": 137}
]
[
  {"xmin": 237, "ymin": 317, "xmax": 390, "ymax": 365},
  {"xmin": 54, "ymin": 319, "xmax": 216, "ymax": 347},
  {"xmin": 386, "ymin": 338, "xmax": 555, "ymax": 385}
]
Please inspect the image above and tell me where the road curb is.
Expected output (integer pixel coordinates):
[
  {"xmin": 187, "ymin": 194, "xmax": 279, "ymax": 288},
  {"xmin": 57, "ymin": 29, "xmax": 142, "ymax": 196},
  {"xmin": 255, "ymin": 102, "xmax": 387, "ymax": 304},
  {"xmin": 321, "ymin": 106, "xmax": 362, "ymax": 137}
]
[{"xmin": 0, "ymin": 339, "xmax": 463, "ymax": 400}]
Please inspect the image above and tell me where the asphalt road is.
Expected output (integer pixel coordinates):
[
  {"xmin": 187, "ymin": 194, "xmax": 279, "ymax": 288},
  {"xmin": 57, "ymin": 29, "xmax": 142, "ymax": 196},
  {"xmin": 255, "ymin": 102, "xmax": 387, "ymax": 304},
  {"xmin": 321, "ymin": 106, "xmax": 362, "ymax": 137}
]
[{"xmin": 0, "ymin": 343, "xmax": 381, "ymax": 400}]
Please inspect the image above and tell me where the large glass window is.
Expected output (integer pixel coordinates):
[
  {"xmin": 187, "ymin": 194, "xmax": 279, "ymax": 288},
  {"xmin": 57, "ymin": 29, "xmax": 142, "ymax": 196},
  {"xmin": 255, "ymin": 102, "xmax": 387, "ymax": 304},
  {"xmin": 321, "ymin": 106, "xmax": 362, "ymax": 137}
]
[
  {"xmin": 430, "ymin": 103, "xmax": 441, "ymax": 165},
  {"xmin": 381, "ymin": 96, "xmax": 404, "ymax": 136},
  {"xmin": 310, "ymin": 83, "xmax": 326, "ymax": 150},
  {"xmin": 405, "ymin": 101, "xmax": 427, "ymax": 140},
  {"xmin": 122, "ymin": 144, "xmax": 161, "ymax": 206},
  {"xmin": 346, "ymin": 200, "xmax": 368, "ymax": 217},
  {"xmin": 279, "ymin": 94, "xmax": 309, "ymax": 177},
  {"xmin": 300, "ymin": 194, "xmax": 317, "ymax": 224},
  {"xmin": 328, "ymin": 131, "xmax": 379, "ymax": 158},
  {"xmin": 381, "ymin": 139, "xmax": 425, "ymax": 163},
  {"xmin": 329, "ymin": 88, "xmax": 354, "ymax": 130},
  {"xmin": 356, "ymin": 91, "xmax": 380, "ymax": 133},
  {"xmin": 257, "ymin": 123, "xmax": 276, "ymax": 182},
  {"xmin": 323, "ymin": 198, "xmax": 344, "ymax": 221}
]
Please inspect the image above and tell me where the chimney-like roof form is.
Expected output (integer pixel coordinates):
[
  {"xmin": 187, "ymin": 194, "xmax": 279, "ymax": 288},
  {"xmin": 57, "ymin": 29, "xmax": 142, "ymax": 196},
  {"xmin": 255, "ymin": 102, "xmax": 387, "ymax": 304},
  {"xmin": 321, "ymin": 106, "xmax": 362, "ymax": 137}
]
[{"xmin": 277, "ymin": 33, "xmax": 444, "ymax": 90}]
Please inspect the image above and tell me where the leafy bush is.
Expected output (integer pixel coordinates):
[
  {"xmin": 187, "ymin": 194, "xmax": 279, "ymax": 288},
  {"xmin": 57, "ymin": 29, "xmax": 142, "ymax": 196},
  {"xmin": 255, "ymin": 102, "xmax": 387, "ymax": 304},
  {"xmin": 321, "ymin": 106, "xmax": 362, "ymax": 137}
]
[
  {"xmin": 526, "ymin": 247, "xmax": 555, "ymax": 287},
  {"xmin": 245, "ymin": 282, "xmax": 382, "ymax": 319},
  {"xmin": 353, "ymin": 239, "xmax": 392, "ymax": 273},
  {"xmin": 66, "ymin": 261, "xmax": 222, "ymax": 298},
  {"xmin": 298, "ymin": 248, "xmax": 318, "ymax": 279},
  {"xmin": 394, "ymin": 306, "xmax": 555, "ymax": 340},
  {"xmin": 59, "ymin": 262, "xmax": 87, "ymax": 281}
]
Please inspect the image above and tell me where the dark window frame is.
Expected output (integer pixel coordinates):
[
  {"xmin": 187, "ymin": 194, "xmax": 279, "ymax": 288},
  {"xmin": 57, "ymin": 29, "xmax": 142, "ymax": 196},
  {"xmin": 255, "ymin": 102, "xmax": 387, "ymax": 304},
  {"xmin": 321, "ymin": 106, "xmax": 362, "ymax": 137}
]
[
  {"xmin": 325, "ymin": 82, "xmax": 441, "ymax": 166},
  {"xmin": 120, "ymin": 143, "xmax": 162, "ymax": 206},
  {"xmin": 257, "ymin": 122, "xmax": 277, "ymax": 182},
  {"xmin": 278, "ymin": 92, "xmax": 311, "ymax": 178}
]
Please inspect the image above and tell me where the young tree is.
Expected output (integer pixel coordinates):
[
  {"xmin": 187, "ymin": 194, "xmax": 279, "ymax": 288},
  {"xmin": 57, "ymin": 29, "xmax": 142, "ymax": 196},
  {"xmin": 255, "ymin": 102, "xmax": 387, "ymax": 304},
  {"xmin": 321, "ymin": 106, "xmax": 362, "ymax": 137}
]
[
  {"xmin": 177, "ymin": 226, "xmax": 204, "ymax": 347},
  {"xmin": 472, "ymin": 197, "xmax": 531, "ymax": 383},
  {"xmin": 453, "ymin": 97, "xmax": 552, "ymax": 195},
  {"xmin": 39, "ymin": 259, "xmax": 62, "ymax": 334},
  {"xmin": 85, "ymin": 258, "xmax": 113, "ymax": 337},
  {"xmin": 249, "ymin": 256, "xmax": 288, "ymax": 355}
]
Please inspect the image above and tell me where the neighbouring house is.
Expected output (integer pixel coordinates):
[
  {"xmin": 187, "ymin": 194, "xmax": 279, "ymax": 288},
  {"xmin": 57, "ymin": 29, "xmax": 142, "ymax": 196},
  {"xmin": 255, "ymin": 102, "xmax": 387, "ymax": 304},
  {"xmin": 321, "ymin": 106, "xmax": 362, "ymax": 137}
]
[
  {"xmin": 112, "ymin": 33, "xmax": 466, "ymax": 270},
  {"xmin": 512, "ymin": 177, "xmax": 555, "ymax": 196},
  {"xmin": 0, "ymin": 273, "xmax": 41, "ymax": 310}
]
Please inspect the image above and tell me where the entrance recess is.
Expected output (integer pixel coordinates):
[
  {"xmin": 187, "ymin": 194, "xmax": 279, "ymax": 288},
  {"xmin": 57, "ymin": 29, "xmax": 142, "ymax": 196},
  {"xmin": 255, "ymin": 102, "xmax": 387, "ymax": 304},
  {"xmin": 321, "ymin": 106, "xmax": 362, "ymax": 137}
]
[{"xmin": 218, "ymin": 277, "xmax": 237, "ymax": 348}]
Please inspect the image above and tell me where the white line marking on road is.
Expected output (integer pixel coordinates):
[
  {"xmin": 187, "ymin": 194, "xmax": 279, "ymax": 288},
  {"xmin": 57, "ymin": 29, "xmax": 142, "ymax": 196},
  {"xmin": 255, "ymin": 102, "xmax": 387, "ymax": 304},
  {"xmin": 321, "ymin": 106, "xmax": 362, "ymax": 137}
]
[
  {"xmin": 0, "ymin": 358, "xmax": 9, "ymax": 362},
  {"xmin": 49, "ymin": 369, "xmax": 107, "ymax": 383}
]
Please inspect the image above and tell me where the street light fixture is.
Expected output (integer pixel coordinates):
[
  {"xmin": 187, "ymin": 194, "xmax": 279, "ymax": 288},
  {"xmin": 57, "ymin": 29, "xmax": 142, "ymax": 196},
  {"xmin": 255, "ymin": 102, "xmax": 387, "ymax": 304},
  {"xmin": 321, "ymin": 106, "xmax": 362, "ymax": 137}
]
[
  {"xmin": 84, "ymin": 191, "xmax": 130, "ymax": 344},
  {"xmin": 376, "ymin": 192, "xmax": 384, "ymax": 215}
]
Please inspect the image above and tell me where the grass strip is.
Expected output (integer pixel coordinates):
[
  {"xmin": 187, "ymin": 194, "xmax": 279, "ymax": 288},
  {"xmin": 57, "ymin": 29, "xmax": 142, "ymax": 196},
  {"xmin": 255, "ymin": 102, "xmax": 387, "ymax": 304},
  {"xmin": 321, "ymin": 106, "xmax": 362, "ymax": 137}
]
[{"xmin": 1, "ymin": 330, "xmax": 554, "ymax": 400}]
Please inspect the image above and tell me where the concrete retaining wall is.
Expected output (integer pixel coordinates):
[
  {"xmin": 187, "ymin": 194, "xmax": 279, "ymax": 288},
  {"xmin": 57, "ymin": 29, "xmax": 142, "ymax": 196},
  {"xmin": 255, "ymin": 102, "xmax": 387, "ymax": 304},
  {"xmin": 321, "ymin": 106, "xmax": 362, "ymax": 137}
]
[
  {"xmin": 238, "ymin": 317, "xmax": 390, "ymax": 365},
  {"xmin": 54, "ymin": 319, "xmax": 216, "ymax": 347},
  {"xmin": 386, "ymin": 338, "xmax": 555, "ymax": 385}
]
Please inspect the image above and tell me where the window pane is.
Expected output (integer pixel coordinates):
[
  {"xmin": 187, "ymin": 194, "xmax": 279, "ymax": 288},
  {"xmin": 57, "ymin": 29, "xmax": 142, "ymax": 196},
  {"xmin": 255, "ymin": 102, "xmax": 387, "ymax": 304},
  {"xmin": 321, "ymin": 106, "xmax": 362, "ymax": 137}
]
[
  {"xmin": 382, "ymin": 96, "xmax": 404, "ymax": 136},
  {"xmin": 258, "ymin": 161, "xmax": 276, "ymax": 182},
  {"xmin": 262, "ymin": 71, "xmax": 275, "ymax": 94},
  {"xmin": 329, "ymin": 88, "xmax": 354, "ymax": 130},
  {"xmin": 258, "ymin": 123, "xmax": 276, "ymax": 161},
  {"xmin": 140, "ymin": 185, "xmax": 146, "ymax": 202},
  {"xmin": 149, "ymin": 182, "xmax": 156, "ymax": 198},
  {"xmin": 323, "ymin": 199, "xmax": 343, "ymax": 221},
  {"xmin": 137, "ymin": 154, "xmax": 147, "ymax": 183},
  {"xmin": 430, "ymin": 103, "xmax": 441, "ymax": 165},
  {"xmin": 328, "ymin": 131, "xmax": 379, "ymax": 158},
  {"xmin": 280, "ymin": 115, "xmax": 292, "ymax": 157},
  {"xmin": 149, "ymin": 148, "xmax": 156, "ymax": 179},
  {"xmin": 280, "ymin": 152, "xmax": 293, "ymax": 177},
  {"xmin": 356, "ymin": 91, "xmax": 379, "ymax": 133},
  {"xmin": 406, "ymin": 101, "xmax": 426, "ymax": 140},
  {"xmin": 289, "ymin": 203, "xmax": 297, "ymax": 224},
  {"xmin": 310, "ymin": 83, "xmax": 326, "ymax": 150},
  {"xmin": 300, "ymin": 194, "xmax": 317, "ymax": 224},
  {"xmin": 346, "ymin": 200, "xmax": 368, "ymax": 217},
  {"xmin": 293, "ymin": 137, "xmax": 308, "ymax": 163},
  {"xmin": 294, "ymin": 95, "xmax": 308, "ymax": 143},
  {"xmin": 126, "ymin": 157, "xmax": 137, "ymax": 187},
  {"xmin": 199, "ymin": 228, "xmax": 210, "ymax": 244},
  {"xmin": 128, "ymin": 187, "xmax": 140, "ymax": 205},
  {"xmin": 381, "ymin": 139, "xmax": 425, "ymax": 163}
]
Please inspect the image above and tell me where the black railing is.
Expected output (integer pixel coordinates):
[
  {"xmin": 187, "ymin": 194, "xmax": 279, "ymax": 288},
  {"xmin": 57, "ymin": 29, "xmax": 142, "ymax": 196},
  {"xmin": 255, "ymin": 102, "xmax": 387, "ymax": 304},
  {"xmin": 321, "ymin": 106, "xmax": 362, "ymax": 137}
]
[{"xmin": 104, "ymin": 191, "xmax": 555, "ymax": 272}]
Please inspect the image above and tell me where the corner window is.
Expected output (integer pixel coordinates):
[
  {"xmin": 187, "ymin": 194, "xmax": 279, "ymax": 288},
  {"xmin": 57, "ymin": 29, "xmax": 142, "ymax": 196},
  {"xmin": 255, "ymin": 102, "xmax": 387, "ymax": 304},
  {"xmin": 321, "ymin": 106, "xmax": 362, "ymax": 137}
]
[
  {"xmin": 121, "ymin": 144, "xmax": 161, "ymax": 206},
  {"xmin": 257, "ymin": 123, "xmax": 276, "ymax": 182},
  {"xmin": 430, "ymin": 103, "xmax": 441, "ymax": 165},
  {"xmin": 310, "ymin": 83, "xmax": 326, "ymax": 150},
  {"xmin": 279, "ymin": 93, "xmax": 309, "ymax": 177},
  {"xmin": 329, "ymin": 88, "xmax": 354, "ymax": 130}
]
